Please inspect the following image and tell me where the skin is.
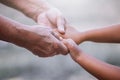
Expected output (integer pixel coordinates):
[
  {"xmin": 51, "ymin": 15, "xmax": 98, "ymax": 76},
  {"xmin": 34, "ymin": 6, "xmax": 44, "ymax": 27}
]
[
  {"xmin": 0, "ymin": 15, "xmax": 68, "ymax": 57},
  {"xmin": 63, "ymin": 39, "xmax": 120, "ymax": 80},
  {"xmin": 53, "ymin": 25, "xmax": 87, "ymax": 44},
  {"xmin": 0, "ymin": 0, "xmax": 67, "ymax": 34},
  {"xmin": 58, "ymin": 24, "xmax": 120, "ymax": 44},
  {"xmin": 58, "ymin": 25, "xmax": 120, "ymax": 80},
  {"xmin": 0, "ymin": 0, "xmax": 120, "ymax": 79}
]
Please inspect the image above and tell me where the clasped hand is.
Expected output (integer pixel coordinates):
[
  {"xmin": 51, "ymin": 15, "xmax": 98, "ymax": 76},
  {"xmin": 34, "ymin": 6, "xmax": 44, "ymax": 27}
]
[{"xmin": 27, "ymin": 24, "xmax": 80, "ymax": 57}]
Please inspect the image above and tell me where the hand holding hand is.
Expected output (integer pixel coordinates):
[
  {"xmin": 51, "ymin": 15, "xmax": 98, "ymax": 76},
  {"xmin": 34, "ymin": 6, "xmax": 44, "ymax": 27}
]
[
  {"xmin": 16, "ymin": 25, "xmax": 68, "ymax": 57},
  {"xmin": 53, "ymin": 25, "xmax": 86, "ymax": 44}
]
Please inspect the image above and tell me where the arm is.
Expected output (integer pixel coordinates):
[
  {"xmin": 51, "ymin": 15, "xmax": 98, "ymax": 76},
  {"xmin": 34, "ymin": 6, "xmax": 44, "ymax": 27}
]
[
  {"xmin": 81, "ymin": 24, "xmax": 120, "ymax": 43},
  {"xmin": 0, "ymin": 0, "xmax": 50, "ymax": 20},
  {"xmin": 57, "ymin": 24, "xmax": 120, "ymax": 44},
  {"xmin": 0, "ymin": 0, "xmax": 66, "ymax": 33},
  {"xmin": 63, "ymin": 39, "xmax": 120, "ymax": 80},
  {"xmin": 0, "ymin": 15, "xmax": 67, "ymax": 57},
  {"xmin": 0, "ymin": 15, "xmax": 28, "ymax": 44}
]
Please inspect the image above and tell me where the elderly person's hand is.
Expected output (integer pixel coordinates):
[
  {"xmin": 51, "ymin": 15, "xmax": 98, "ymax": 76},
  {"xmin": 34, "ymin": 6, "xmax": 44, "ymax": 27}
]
[
  {"xmin": 0, "ymin": 0, "xmax": 67, "ymax": 34},
  {"xmin": 26, "ymin": 25, "xmax": 68, "ymax": 57},
  {"xmin": 0, "ymin": 15, "xmax": 68, "ymax": 57},
  {"xmin": 36, "ymin": 7, "xmax": 67, "ymax": 34}
]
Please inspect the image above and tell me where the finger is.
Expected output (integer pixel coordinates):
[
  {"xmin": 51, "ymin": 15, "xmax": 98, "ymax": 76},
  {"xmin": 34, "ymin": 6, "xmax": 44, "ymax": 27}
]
[
  {"xmin": 51, "ymin": 31, "xmax": 61, "ymax": 40},
  {"xmin": 50, "ymin": 31, "xmax": 68, "ymax": 55},
  {"xmin": 53, "ymin": 37, "xmax": 68, "ymax": 55},
  {"xmin": 57, "ymin": 16, "xmax": 65, "ymax": 34},
  {"xmin": 63, "ymin": 39, "xmax": 81, "ymax": 54},
  {"xmin": 57, "ymin": 41, "xmax": 68, "ymax": 55}
]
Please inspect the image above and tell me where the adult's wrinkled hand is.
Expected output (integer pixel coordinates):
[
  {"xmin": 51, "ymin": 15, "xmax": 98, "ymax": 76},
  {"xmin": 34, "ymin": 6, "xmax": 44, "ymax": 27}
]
[
  {"xmin": 37, "ymin": 7, "xmax": 67, "ymax": 34},
  {"xmin": 24, "ymin": 25, "xmax": 68, "ymax": 57}
]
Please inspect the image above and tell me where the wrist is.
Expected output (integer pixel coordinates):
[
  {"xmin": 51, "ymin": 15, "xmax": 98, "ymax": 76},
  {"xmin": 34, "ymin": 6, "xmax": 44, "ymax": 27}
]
[
  {"xmin": 74, "ymin": 32, "xmax": 87, "ymax": 44},
  {"xmin": 77, "ymin": 31, "xmax": 91, "ymax": 44},
  {"xmin": 0, "ymin": 15, "xmax": 31, "ymax": 47},
  {"xmin": 4, "ymin": 25, "xmax": 30, "ymax": 47},
  {"xmin": 10, "ymin": 26, "xmax": 31, "ymax": 47},
  {"xmin": 23, "ymin": 1, "xmax": 52, "ymax": 21}
]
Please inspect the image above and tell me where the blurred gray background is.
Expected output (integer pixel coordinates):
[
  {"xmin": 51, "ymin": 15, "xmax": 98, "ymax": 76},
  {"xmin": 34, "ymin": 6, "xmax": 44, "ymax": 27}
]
[{"xmin": 0, "ymin": 0, "xmax": 120, "ymax": 80}]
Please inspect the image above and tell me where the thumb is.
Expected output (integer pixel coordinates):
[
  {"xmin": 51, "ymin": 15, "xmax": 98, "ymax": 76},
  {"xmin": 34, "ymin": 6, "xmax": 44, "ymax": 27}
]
[
  {"xmin": 63, "ymin": 39, "xmax": 81, "ymax": 55},
  {"xmin": 57, "ymin": 16, "xmax": 66, "ymax": 34}
]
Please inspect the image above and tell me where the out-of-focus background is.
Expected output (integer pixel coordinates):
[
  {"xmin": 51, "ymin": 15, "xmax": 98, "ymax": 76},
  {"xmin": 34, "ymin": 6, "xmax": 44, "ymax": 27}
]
[{"xmin": 0, "ymin": 0, "xmax": 120, "ymax": 80}]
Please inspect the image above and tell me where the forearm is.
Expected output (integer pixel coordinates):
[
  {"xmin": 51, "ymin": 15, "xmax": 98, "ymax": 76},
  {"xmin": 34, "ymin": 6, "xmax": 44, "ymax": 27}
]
[
  {"xmin": 57, "ymin": 24, "xmax": 120, "ymax": 44},
  {"xmin": 0, "ymin": 15, "xmax": 29, "ymax": 47},
  {"xmin": 76, "ymin": 53, "xmax": 120, "ymax": 80},
  {"xmin": 81, "ymin": 24, "xmax": 120, "ymax": 43},
  {"xmin": 0, "ymin": 0, "xmax": 51, "ymax": 21}
]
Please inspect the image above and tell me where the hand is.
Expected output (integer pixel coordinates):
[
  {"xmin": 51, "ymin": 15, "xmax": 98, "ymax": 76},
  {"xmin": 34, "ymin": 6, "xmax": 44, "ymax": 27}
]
[
  {"xmin": 63, "ymin": 39, "xmax": 82, "ymax": 61},
  {"xmin": 16, "ymin": 25, "xmax": 68, "ymax": 57},
  {"xmin": 53, "ymin": 25, "xmax": 85, "ymax": 44},
  {"xmin": 37, "ymin": 7, "xmax": 67, "ymax": 34},
  {"xmin": 0, "ymin": 0, "xmax": 67, "ymax": 34},
  {"xmin": 0, "ymin": 15, "xmax": 68, "ymax": 57}
]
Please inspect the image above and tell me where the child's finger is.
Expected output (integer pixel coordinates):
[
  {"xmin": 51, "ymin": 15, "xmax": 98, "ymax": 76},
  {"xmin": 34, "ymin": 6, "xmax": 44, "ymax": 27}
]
[{"xmin": 63, "ymin": 39, "xmax": 81, "ymax": 55}]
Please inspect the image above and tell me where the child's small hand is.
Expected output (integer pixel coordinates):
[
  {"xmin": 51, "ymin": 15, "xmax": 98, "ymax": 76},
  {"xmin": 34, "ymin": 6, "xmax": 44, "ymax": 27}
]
[
  {"xmin": 53, "ymin": 25, "xmax": 81, "ymax": 44},
  {"xmin": 63, "ymin": 39, "xmax": 82, "ymax": 61}
]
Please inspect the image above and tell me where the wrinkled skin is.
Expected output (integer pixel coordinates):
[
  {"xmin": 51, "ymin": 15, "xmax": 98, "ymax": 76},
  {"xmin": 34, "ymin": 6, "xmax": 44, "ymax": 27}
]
[{"xmin": 23, "ymin": 25, "xmax": 68, "ymax": 57}]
